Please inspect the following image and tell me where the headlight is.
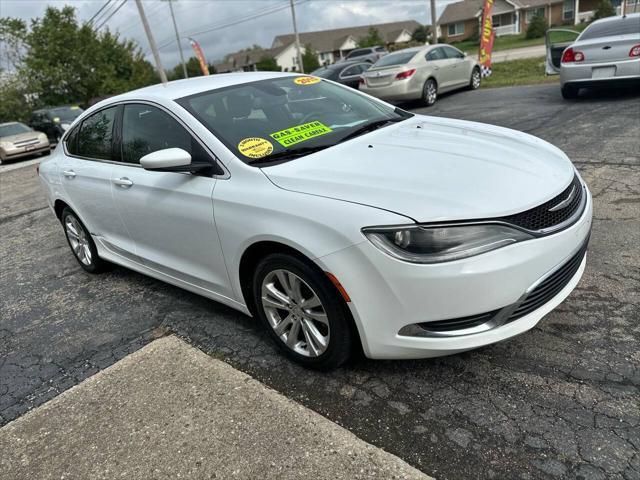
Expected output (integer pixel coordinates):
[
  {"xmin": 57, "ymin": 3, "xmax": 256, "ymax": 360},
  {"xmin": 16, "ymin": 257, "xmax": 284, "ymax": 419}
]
[
  {"xmin": 362, "ymin": 224, "xmax": 533, "ymax": 264},
  {"xmin": 0, "ymin": 141, "xmax": 12, "ymax": 149}
]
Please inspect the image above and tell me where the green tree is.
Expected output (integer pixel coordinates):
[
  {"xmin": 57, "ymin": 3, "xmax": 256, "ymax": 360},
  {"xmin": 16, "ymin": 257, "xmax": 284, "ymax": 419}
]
[
  {"xmin": 526, "ymin": 14, "xmax": 548, "ymax": 39},
  {"xmin": 412, "ymin": 25, "xmax": 428, "ymax": 43},
  {"xmin": 302, "ymin": 44, "xmax": 320, "ymax": 73},
  {"xmin": 168, "ymin": 57, "xmax": 217, "ymax": 80},
  {"xmin": 358, "ymin": 27, "xmax": 384, "ymax": 48},
  {"xmin": 0, "ymin": 5, "xmax": 157, "ymax": 122},
  {"xmin": 593, "ymin": 0, "xmax": 616, "ymax": 19},
  {"xmin": 256, "ymin": 56, "xmax": 281, "ymax": 72}
]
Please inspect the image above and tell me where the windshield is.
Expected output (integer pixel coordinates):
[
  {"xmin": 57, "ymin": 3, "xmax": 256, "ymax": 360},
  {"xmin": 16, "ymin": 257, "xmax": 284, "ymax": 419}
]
[
  {"xmin": 48, "ymin": 106, "xmax": 83, "ymax": 122},
  {"xmin": 579, "ymin": 16, "xmax": 640, "ymax": 40},
  {"xmin": 372, "ymin": 51, "xmax": 417, "ymax": 67},
  {"xmin": 178, "ymin": 76, "xmax": 411, "ymax": 166},
  {"xmin": 0, "ymin": 123, "xmax": 32, "ymax": 137}
]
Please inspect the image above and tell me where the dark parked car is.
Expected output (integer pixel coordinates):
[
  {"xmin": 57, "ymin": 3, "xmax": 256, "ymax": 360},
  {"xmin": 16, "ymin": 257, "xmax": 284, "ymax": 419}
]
[
  {"xmin": 29, "ymin": 105, "xmax": 84, "ymax": 143},
  {"xmin": 311, "ymin": 61, "xmax": 372, "ymax": 88},
  {"xmin": 338, "ymin": 46, "xmax": 388, "ymax": 64}
]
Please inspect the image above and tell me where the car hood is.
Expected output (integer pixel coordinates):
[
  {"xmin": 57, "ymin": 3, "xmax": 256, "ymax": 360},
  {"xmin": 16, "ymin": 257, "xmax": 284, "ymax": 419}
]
[
  {"xmin": 1, "ymin": 131, "xmax": 41, "ymax": 143},
  {"xmin": 261, "ymin": 116, "xmax": 576, "ymax": 223}
]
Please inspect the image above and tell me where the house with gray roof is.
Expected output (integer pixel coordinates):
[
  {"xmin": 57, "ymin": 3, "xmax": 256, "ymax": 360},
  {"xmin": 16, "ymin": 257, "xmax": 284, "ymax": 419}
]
[{"xmin": 271, "ymin": 20, "xmax": 423, "ymax": 69}]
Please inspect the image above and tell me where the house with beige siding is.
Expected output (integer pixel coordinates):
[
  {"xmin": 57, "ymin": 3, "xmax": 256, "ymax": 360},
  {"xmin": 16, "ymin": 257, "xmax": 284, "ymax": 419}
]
[{"xmin": 438, "ymin": 0, "xmax": 638, "ymax": 42}]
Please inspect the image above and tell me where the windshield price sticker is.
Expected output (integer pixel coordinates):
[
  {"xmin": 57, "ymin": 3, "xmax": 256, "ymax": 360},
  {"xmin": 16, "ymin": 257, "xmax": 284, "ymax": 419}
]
[
  {"xmin": 293, "ymin": 76, "xmax": 321, "ymax": 85},
  {"xmin": 238, "ymin": 137, "xmax": 274, "ymax": 159},
  {"xmin": 270, "ymin": 121, "xmax": 333, "ymax": 148}
]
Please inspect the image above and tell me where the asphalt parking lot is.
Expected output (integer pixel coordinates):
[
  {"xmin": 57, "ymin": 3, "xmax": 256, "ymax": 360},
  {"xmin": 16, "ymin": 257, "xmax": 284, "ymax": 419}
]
[{"xmin": 1, "ymin": 83, "xmax": 638, "ymax": 479}]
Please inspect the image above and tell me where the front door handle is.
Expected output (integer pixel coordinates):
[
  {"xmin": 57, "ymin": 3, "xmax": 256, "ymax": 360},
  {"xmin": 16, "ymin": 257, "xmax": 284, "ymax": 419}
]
[
  {"xmin": 112, "ymin": 177, "xmax": 133, "ymax": 188},
  {"xmin": 63, "ymin": 170, "xmax": 76, "ymax": 178}
]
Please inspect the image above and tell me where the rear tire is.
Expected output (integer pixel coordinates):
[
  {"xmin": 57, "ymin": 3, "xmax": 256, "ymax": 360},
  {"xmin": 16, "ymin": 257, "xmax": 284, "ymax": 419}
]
[
  {"xmin": 251, "ymin": 253, "xmax": 353, "ymax": 369},
  {"xmin": 561, "ymin": 84, "xmax": 579, "ymax": 99},
  {"xmin": 422, "ymin": 78, "xmax": 438, "ymax": 107},
  {"xmin": 61, "ymin": 207, "xmax": 108, "ymax": 273}
]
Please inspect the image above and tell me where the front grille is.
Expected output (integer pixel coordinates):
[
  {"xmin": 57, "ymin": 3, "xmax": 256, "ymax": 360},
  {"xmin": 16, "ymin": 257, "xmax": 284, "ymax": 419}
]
[
  {"xmin": 507, "ymin": 236, "xmax": 589, "ymax": 321},
  {"xmin": 500, "ymin": 174, "xmax": 584, "ymax": 232}
]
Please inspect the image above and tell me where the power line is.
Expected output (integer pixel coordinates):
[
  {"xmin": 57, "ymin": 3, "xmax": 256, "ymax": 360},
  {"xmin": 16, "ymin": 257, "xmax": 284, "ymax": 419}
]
[
  {"xmin": 94, "ymin": 0, "xmax": 128, "ymax": 31},
  {"xmin": 87, "ymin": 0, "xmax": 112, "ymax": 26},
  {"xmin": 92, "ymin": 0, "xmax": 120, "ymax": 28}
]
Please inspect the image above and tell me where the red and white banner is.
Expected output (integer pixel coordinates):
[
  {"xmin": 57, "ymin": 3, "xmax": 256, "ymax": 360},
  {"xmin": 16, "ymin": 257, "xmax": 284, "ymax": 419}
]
[
  {"xmin": 478, "ymin": 0, "xmax": 496, "ymax": 77},
  {"xmin": 189, "ymin": 38, "xmax": 210, "ymax": 76}
]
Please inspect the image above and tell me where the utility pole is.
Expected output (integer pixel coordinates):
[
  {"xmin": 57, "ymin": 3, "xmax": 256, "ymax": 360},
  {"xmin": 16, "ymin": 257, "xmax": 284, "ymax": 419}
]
[
  {"xmin": 168, "ymin": 0, "xmax": 188, "ymax": 79},
  {"xmin": 290, "ymin": 0, "xmax": 304, "ymax": 73},
  {"xmin": 430, "ymin": 0, "xmax": 438, "ymax": 44},
  {"xmin": 135, "ymin": 0, "xmax": 168, "ymax": 85}
]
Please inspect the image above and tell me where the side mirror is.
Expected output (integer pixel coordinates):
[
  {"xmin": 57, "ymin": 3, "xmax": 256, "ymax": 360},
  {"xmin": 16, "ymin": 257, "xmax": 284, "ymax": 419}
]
[{"xmin": 140, "ymin": 148, "xmax": 191, "ymax": 170}]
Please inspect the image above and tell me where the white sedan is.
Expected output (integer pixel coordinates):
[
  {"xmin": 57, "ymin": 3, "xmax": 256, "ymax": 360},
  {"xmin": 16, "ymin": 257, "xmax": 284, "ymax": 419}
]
[{"xmin": 38, "ymin": 72, "xmax": 592, "ymax": 368}]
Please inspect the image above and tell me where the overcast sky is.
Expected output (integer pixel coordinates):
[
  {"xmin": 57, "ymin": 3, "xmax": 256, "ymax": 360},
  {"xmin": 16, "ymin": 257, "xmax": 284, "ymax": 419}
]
[{"xmin": 1, "ymin": 0, "xmax": 453, "ymax": 69}]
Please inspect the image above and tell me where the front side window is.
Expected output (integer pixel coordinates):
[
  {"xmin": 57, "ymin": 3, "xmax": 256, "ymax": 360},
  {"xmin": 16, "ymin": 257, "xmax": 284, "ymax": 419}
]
[
  {"xmin": 121, "ymin": 104, "xmax": 211, "ymax": 165},
  {"xmin": 448, "ymin": 22, "xmax": 464, "ymax": 36},
  {"xmin": 340, "ymin": 65, "xmax": 362, "ymax": 77},
  {"xmin": 76, "ymin": 107, "xmax": 117, "ymax": 160},
  {"xmin": 178, "ymin": 76, "xmax": 411, "ymax": 166}
]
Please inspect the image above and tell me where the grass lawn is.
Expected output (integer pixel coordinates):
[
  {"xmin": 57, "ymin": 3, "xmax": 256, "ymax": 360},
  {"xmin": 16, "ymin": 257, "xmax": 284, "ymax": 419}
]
[
  {"xmin": 452, "ymin": 23, "xmax": 589, "ymax": 54},
  {"xmin": 480, "ymin": 57, "xmax": 559, "ymax": 88}
]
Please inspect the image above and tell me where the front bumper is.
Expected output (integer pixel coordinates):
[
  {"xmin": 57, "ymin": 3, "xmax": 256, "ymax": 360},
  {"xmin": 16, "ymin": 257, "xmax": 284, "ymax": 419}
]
[
  {"xmin": 561, "ymin": 58, "xmax": 640, "ymax": 88},
  {"xmin": 318, "ymin": 184, "xmax": 593, "ymax": 359}
]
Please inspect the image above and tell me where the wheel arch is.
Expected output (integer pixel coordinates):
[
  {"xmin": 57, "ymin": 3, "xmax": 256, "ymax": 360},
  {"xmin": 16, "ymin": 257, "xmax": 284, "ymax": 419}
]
[{"xmin": 54, "ymin": 199, "xmax": 71, "ymax": 221}]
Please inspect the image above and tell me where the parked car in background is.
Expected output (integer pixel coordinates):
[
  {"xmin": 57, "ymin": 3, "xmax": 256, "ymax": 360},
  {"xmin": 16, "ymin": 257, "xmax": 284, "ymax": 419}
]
[
  {"xmin": 338, "ymin": 46, "xmax": 388, "ymax": 64},
  {"xmin": 39, "ymin": 72, "xmax": 591, "ymax": 369},
  {"xmin": 546, "ymin": 13, "xmax": 640, "ymax": 99},
  {"xmin": 0, "ymin": 122, "xmax": 50, "ymax": 163},
  {"xmin": 29, "ymin": 105, "xmax": 84, "ymax": 143},
  {"xmin": 311, "ymin": 60, "xmax": 372, "ymax": 88},
  {"xmin": 360, "ymin": 44, "xmax": 481, "ymax": 106}
]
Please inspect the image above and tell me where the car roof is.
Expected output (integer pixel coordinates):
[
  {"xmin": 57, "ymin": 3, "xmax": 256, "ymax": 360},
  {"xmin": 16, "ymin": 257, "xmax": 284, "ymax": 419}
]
[
  {"xmin": 0, "ymin": 121, "xmax": 20, "ymax": 127},
  {"xmin": 106, "ymin": 71, "xmax": 300, "ymax": 104}
]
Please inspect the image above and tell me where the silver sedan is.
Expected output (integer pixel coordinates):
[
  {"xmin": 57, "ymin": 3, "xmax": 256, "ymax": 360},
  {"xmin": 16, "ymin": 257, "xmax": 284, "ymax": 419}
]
[
  {"xmin": 359, "ymin": 44, "xmax": 481, "ymax": 106},
  {"xmin": 546, "ymin": 13, "xmax": 640, "ymax": 99}
]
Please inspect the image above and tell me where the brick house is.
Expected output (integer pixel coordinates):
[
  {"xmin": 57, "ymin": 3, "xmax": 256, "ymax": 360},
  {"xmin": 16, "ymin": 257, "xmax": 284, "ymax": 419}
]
[{"xmin": 438, "ymin": 0, "xmax": 639, "ymax": 42}]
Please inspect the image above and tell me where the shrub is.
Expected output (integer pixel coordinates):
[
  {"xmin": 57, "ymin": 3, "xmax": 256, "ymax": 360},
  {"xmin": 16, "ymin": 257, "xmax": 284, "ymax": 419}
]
[
  {"xmin": 526, "ymin": 14, "xmax": 547, "ymax": 39},
  {"xmin": 594, "ymin": 0, "xmax": 616, "ymax": 19}
]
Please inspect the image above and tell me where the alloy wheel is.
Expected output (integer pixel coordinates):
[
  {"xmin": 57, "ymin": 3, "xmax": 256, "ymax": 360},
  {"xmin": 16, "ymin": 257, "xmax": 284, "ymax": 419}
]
[
  {"xmin": 261, "ymin": 269, "xmax": 330, "ymax": 357},
  {"xmin": 65, "ymin": 215, "xmax": 92, "ymax": 266},
  {"xmin": 425, "ymin": 81, "xmax": 437, "ymax": 105}
]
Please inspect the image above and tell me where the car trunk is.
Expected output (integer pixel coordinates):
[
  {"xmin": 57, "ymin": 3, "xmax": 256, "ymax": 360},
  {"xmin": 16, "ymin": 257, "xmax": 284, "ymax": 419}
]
[
  {"xmin": 574, "ymin": 35, "xmax": 637, "ymax": 64},
  {"xmin": 364, "ymin": 66, "xmax": 405, "ymax": 87}
]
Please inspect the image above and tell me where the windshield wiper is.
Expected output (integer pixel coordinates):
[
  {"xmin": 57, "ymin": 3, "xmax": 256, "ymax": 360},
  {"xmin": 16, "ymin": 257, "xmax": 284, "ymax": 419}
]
[
  {"xmin": 336, "ymin": 116, "xmax": 407, "ymax": 144},
  {"xmin": 248, "ymin": 145, "xmax": 331, "ymax": 165}
]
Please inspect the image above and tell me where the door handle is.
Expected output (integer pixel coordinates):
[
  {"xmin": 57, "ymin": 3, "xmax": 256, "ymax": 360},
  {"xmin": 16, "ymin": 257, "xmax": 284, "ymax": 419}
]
[
  {"xmin": 63, "ymin": 170, "xmax": 76, "ymax": 178},
  {"xmin": 112, "ymin": 177, "xmax": 133, "ymax": 188}
]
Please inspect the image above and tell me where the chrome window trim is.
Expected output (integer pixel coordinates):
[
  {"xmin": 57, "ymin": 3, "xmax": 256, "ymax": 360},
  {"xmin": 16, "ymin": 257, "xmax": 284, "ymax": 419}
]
[{"xmin": 62, "ymin": 99, "xmax": 230, "ymax": 180}]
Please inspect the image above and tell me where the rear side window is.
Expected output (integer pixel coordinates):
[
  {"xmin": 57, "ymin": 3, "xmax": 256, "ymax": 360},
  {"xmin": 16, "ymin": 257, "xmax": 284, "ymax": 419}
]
[
  {"xmin": 121, "ymin": 104, "xmax": 211, "ymax": 165},
  {"xmin": 374, "ymin": 51, "xmax": 417, "ymax": 67},
  {"xmin": 579, "ymin": 16, "xmax": 640, "ymax": 40},
  {"xmin": 426, "ymin": 48, "xmax": 446, "ymax": 61},
  {"xmin": 347, "ymin": 49, "xmax": 371, "ymax": 58},
  {"xmin": 77, "ymin": 107, "xmax": 117, "ymax": 160},
  {"xmin": 442, "ymin": 46, "xmax": 465, "ymax": 59}
]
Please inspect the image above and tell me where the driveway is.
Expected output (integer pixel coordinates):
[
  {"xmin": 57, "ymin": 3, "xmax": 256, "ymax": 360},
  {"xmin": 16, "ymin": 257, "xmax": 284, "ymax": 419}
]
[{"xmin": 1, "ymin": 84, "xmax": 638, "ymax": 479}]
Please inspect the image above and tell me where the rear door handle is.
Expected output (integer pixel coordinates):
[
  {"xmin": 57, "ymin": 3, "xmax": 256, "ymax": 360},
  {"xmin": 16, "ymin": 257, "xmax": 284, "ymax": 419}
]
[
  {"xmin": 63, "ymin": 170, "xmax": 76, "ymax": 178},
  {"xmin": 112, "ymin": 177, "xmax": 133, "ymax": 188}
]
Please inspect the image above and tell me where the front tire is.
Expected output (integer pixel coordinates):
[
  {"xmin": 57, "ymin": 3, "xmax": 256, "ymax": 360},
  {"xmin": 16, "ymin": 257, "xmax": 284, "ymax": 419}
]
[
  {"xmin": 61, "ymin": 208, "xmax": 107, "ymax": 273},
  {"xmin": 469, "ymin": 67, "xmax": 481, "ymax": 90},
  {"xmin": 251, "ymin": 253, "xmax": 353, "ymax": 369},
  {"xmin": 561, "ymin": 84, "xmax": 579, "ymax": 99},
  {"xmin": 422, "ymin": 78, "xmax": 438, "ymax": 107}
]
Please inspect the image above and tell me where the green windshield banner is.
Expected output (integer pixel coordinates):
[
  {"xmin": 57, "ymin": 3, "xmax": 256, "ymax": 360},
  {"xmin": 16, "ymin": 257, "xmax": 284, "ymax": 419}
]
[{"xmin": 270, "ymin": 121, "xmax": 333, "ymax": 148}]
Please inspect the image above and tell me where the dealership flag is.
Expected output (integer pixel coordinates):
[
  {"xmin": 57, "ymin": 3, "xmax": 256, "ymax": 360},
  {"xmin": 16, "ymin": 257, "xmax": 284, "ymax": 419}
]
[
  {"xmin": 478, "ymin": 0, "xmax": 496, "ymax": 77},
  {"xmin": 189, "ymin": 38, "xmax": 210, "ymax": 76}
]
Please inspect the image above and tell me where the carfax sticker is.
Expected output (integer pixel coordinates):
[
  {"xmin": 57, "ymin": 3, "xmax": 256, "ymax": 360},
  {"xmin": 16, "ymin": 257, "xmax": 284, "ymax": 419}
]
[
  {"xmin": 293, "ymin": 76, "xmax": 321, "ymax": 85},
  {"xmin": 237, "ymin": 137, "xmax": 273, "ymax": 159},
  {"xmin": 270, "ymin": 121, "xmax": 333, "ymax": 147}
]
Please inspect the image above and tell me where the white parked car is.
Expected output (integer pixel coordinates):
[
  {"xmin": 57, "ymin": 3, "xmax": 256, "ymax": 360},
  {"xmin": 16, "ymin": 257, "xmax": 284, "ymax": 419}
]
[{"xmin": 39, "ymin": 73, "xmax": 592, "ymax": 368}]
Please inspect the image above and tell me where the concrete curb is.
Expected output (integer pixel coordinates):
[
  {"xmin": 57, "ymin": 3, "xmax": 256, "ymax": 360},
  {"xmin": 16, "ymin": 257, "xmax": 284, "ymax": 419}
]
[{"xmin": 0, "ymin": 336, "xmax": 432, "ymax": 479}]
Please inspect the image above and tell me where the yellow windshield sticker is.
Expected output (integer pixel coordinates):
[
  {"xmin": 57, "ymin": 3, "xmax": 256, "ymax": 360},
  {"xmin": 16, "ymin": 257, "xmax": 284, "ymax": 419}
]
[
  {"xmin": 238, "ymin": 137, "xmax": 273, "ymax": 159},
  {"xmin": 70, "ymin": 106, "xmax": 80, "ymax": 110},
  {"xmin": 270, "ymin": 121, "xmax": 333, "ymax": 148},
  {"xmin": 293, "ymin": 76, "xmax": 321, "ymax": 85}
]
